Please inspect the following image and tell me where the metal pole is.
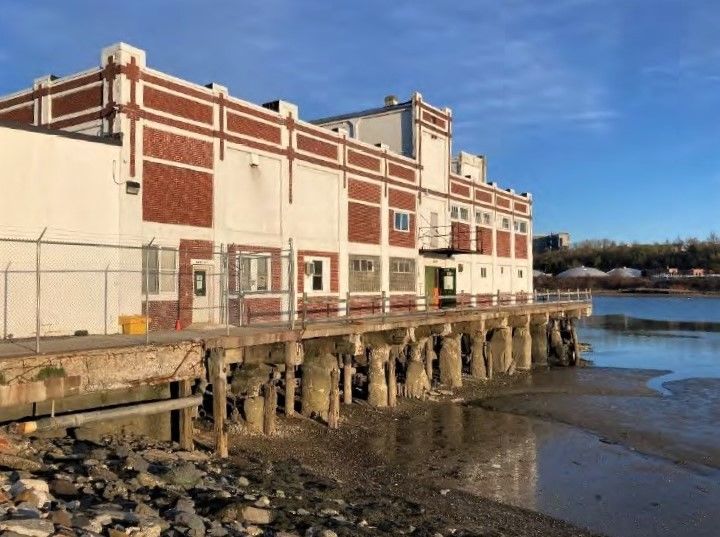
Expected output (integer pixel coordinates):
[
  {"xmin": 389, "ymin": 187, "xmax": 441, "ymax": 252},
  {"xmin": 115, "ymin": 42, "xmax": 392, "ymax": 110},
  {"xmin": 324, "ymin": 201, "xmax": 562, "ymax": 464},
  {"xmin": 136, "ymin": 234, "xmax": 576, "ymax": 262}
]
[
  {"xmin": 302, "ymin": 291, "xmax": 307, "ymax": 329},
  {"xmin": 381, "ymin": 290, "xmax": 387, "ymax": 320},
  {"xmin": 145, "ymin": 237, "xmax": 155, "ymax": 345},
  {"xmin": 35, "ymin": 227, "xmax": 47, "ymax": 354},
  {"xmin": 288, "ymin": 238, "xmax": 295, "ymax": 329},
  {"xmin": 345, "ymin": 291, "xmax": 351, "ymax": 319},
  {"xmin": 104, "ymin": 264, "xmax": 109, "ymax": 336},
  {"xmin": 3, "ymin": 262, "xmax": 10, "ymax": 340},
  {"xmin": 223, "ymin": 245, "xmax": 230, "ymax": 336}
]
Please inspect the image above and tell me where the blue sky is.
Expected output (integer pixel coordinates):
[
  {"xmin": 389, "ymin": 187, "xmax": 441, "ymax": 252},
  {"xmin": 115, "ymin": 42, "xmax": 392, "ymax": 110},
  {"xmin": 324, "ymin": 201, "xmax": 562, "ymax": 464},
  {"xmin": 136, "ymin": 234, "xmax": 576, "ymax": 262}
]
[{"xmin": 1, "ymin": 0, "xmax": 719, "ymax": 243}]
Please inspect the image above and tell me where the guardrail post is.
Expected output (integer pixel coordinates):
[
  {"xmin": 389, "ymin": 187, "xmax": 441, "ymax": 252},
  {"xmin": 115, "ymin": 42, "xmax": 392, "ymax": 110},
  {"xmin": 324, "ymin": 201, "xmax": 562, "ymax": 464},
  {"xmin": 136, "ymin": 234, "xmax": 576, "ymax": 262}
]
[
  {"xmin": 288, "ymin": 238, "xmax": 295, "ymax": 329},
  {"xmin": 144, "ymin": 238, "xmax": 155, "ymax": 345},
  {"xmin": 381, "ymin": 290, "xmax": 387, "ymax": 320},
  {"xmin": 345, "ymin": 291, "xmax": 351, "ymax": 319},
  {"xmin": 302, "ymin": 292, "xmax": 307, "ymax": 329},
  {"xmin": 104, "ymin": 264, "xmax": 109, "ymax": 336}
]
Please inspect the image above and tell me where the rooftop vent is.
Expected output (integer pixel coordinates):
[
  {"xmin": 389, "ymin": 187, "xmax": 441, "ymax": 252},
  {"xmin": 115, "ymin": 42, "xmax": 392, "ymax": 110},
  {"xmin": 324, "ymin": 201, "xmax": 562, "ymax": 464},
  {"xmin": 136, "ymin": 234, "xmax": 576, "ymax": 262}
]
[{"xmin": 384, "ymin": 95, "xmax": 398, "ymax": 107}]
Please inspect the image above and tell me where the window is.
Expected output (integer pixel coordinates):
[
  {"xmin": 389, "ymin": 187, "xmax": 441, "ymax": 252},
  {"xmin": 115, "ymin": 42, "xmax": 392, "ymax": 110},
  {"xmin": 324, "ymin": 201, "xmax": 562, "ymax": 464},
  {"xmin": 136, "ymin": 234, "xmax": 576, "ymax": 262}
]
[
  {"xmin": 394, "ymin": 211, "xmax": 410, "ymax": 232},
  {"xmin": 237, "ymin": 253, "xmax": 270, "ymax": 292},
  {"xmin": 142, "ymin": 246, "xmax": 177, "ymax": 295},
  {"xmin": 390, "ymin": 257, "xmax": 415, "ymax": 291},
  {"xmin": 451, "ymin": 205, "xmax": 470, "ymax": 222},
  {"xmin": 514, "ymin": 221, "xmax": 528, "ymax": 233},
  {"xmin": 480, "ymin": 267, "xmax": 487, "ymax": 278},
  {"xmin": 518, "ymin": 269, "xmax": 524, "ymax": 278},
  {"xmin": 501, "ymin": 217, "xmax": 510, "ymax": 230},
  {"xmin": 500, "ymin": 267, "xmax": 504, "ymax": 274},
  {"xmin": 312, "ymin": 260, "xmax": 323, "ymax": 291},
  {"xmin": 351, "ymin": 259, "xmax": 375, "ymax": 272},
  {"xmin": 475, "ymin": 211, "xmax": 492, "ymax": 226},
  {"xmin": 391, "ymin": 259, "xmax": 413, "ymax": 273}
]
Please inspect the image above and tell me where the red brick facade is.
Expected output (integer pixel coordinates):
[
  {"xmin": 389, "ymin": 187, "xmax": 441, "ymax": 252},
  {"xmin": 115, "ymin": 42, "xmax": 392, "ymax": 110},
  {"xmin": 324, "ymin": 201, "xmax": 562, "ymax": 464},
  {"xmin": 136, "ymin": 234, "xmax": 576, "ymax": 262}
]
[
  {"xmin": 450, "ymin": 181, "xmax": 470, "ymax": 197},
  {"xmin": 348, "ymin": 149, "xmax": 381, "ymax": 171},
  {"xmin": 143, "ymin": 300, "xmax": 179, "ymax": 330},
  {"xmin": 296, "ymin": 133, "xmax": 338, "ymax": 159},
  {"xmin": 451, "ymin": 222, "xmax": 471, "ymax": 251},
  {"xmin": 178, "ymin": 239, "xmax": 214, "ymax": 328},
  {"xmin": 227, "ymin": 113, "xmax": 281, "ymax": 144},
  {"xmin": 143, "ymin": 127, "xmax": 213, "ymax": 169},
  {"xmin": 143, "ymin": 86, "xmax": 213, "ymax": 124},
  {"xmin": 0, "ymin": 105, "xmax": 33, "ymax": 123},
  {"xmin": 388, "ymin": 162, "xmax": 415, "ymax": 182},
  {"xmin": 476, "ymin": 226, "xmax": 493, "ymax": 255},
  {"xmin": 496, "ymin": 230, "xmax": 511, "ymax": 258},
  {"xmin": 514, "ymin": 233, "xmax": 528, "ymax": 259},
  {"xmin": 388, "ymin": 210, "xmax": 416, "ymax": 248},
  {"xmin": 348, "ymin": 202, "xmax": 381, "ymax": 244},
  {"xmin": 475, "ymin": 189, "xmax": 492, "ymax": 204},
  {"xmin": 51, "ymin": 86, "xmax": 102, "ymax": 118},
  {"xmin": 142, "ymin": 161, "xmax": 213, "ymax": 228},
  {"xmin": 348, "ymin": 178, "xmax": 381, "ymax": 204}
]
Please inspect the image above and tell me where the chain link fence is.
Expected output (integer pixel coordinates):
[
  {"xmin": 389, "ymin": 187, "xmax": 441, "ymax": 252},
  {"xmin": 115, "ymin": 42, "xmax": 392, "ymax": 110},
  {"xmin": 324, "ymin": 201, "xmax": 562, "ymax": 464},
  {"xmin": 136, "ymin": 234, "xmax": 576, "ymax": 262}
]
[{"xmin": 0, "ymin": 235, "xmax": 294, "ymax": 356}]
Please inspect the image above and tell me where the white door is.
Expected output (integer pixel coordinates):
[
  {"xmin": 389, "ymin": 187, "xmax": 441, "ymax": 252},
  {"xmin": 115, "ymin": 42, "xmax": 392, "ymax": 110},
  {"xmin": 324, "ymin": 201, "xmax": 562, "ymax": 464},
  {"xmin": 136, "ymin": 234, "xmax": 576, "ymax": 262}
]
[{"xmin": 192, "ymin": 265, "xmax": 212, "ymax": 324}]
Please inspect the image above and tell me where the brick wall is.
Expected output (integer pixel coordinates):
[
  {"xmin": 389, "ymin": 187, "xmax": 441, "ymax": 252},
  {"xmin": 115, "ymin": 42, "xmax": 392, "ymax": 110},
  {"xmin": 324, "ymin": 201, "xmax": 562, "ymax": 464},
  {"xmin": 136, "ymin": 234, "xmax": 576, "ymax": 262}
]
[
  {"xmin": 388, "ymin": 210, "xmax": 416, "ymax": 248},
  {"xmin": 475, "ymin": 189, "xmax": 492, "ymax": 204},
  {"xmin": 514, "ymin": 233, "xmax": 528, "ymax": 259},
  {"xmin": 388, "ymin": 188, "xmax": 416, "ymax": 211},
  {"xmin": 297, "ymin": 296, "xmax": 340, "ymax": 320},
  {"xmin": 388, "ymin": 162, "xmax": 415, "ymax": 182},
  {"xmin": 230, "ymin": 297, "xmax": 282, "ymax": 325},
  {"xmin": 51, "ymin": 86, "xmax": 102, "ymax": 117},
  {"xmin": 0, "ymin": 106, "xmax": 33, "ymax": 123},
  {"xmin": 496, "ymin": 230, "xmax": 511, "ymax": 258},
  {"xmin": 348, "ymin": 149, "xmax": 380, "ymax": 171},
  {"xmin": 389, "ymin": 294, "xmax": 417, "ymax": 311},
  {"xmin": 142, "ymin": 161, "xmax": 213, "ymax": 227},
  {"xmin": 450, "ymin": 182, "xmax": 470, "ymax": 197},
  {"xmin": 348, "ymin": 202, "xmax": 381, "ymax": 244},
  {"xmin": 143, "ymin": 86, "xmax": 213, "ymax": 124},
  {"xmin": 143, "ymin": 127, "xmax": 213, "ymax": 169},
  {"xmin": 348, "ymin": 178, "xmax": 381, "ymax": 204},
  {"xmin": 227, "ymin": 113, "xmax": 281, "ymax": 144},
  {"xmin": 296, "ymin": 133, "xmax": 338, "ymax": 159},
  {"xmin": 142, "ymin": 300, "xmax": 179, "ymax": 330},
  {"xmin": 476, "ymin": 226, "xmax": 493, "ymax": 255},
  {"xmin": 451, "ymin": 222, "xmax": 471, "ymax": 251}
]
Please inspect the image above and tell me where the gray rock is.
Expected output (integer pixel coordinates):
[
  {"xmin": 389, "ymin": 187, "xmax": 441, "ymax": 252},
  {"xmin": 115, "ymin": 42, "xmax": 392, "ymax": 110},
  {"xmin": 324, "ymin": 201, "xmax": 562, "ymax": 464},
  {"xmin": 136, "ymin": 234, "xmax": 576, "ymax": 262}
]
[
  {"xmin": 174, "ymin": 497, "xmax": 195, "ymax": 514},
  {"xmin": 163, "ymin": 463, "xmax": 204, "ymax": 489},
  {"xmin": 0, "ymin": 454, "xmax": 42, "ymax": 473},
  {"xmin": 0, "ymin": 519, "xmax": 55, "ymax": 537},
  {"xmin": 236, "ymin": 476, "xmax": 250, "ymax": 488},
  {"xmin": 125, "ymin": 454, "xmax": 150, "ymax": 473},
  {"xmin": 174, "ymin": 512, "xmax": 205, "ymax": 536}
]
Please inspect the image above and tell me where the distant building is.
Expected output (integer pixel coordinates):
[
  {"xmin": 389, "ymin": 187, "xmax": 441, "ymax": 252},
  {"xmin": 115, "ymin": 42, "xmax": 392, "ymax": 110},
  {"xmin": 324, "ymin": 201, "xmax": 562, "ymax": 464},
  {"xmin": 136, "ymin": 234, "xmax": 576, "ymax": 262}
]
[
  {"xmin": 684, "ymin": 268, "xmax": 706, "ymax": 277},
  {"xmin": 607, "ymin": 267, "xmax": 642, "ymax": 278},
  {"xmin": 533, "ymin": 232, "xmax": 570, "ymax": 254},
  {"xmin": 556, "ymin": 266, "xmax": 607, "ymax": 279}
]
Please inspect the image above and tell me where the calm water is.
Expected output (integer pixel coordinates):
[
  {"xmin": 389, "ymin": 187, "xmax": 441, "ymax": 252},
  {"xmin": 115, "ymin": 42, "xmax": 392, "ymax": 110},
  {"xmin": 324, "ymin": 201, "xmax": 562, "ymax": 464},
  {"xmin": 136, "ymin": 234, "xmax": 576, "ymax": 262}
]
[{"xmin": 581, "ymin": 295, "xmax": 720, "ymax": 392}]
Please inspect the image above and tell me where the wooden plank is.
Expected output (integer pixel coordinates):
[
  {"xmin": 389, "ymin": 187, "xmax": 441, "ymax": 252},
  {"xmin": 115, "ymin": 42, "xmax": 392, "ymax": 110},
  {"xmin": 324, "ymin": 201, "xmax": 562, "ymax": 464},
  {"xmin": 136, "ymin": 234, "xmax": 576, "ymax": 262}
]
[{"xmin": 209, "ymin": 348, "xmax": 228, "ymax": 458}]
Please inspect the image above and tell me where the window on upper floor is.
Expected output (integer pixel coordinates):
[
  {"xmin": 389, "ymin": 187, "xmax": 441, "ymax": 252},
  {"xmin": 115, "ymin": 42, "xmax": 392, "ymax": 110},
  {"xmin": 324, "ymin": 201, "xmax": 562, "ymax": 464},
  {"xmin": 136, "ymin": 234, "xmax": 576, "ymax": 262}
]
[
  {"xmin": 394, "ymin": 211, "xmax": 410, "ymax": 232},
  {"xmin": 237, "ymin": 253, "xmax": 270, "ymax": 292},
  {"xmin": 475, "ymin": 210, "xmax": 492, "ymax": 226},
  {"xmin": 514, "ymin": 220, "xmax": 528, "ymax": 234},
  {"xmin": 501, "ymin": 217, "xmax": 510, "ymax": 230}
]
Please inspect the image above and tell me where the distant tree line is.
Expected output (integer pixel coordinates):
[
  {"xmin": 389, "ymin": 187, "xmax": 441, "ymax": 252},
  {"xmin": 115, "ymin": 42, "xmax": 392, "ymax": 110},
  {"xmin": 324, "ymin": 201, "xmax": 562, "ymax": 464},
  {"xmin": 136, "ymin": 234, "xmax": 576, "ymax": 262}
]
[{"xmin": 535, "ymin": 234, "xmax": 720, "ymax": 275}]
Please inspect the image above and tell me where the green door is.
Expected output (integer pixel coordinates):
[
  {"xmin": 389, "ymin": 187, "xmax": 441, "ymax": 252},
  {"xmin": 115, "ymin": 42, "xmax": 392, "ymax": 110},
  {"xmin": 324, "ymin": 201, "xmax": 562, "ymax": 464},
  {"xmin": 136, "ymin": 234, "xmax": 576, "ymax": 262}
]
[{"xmin": 439, "ymin": 268, "xmax": 456, "ymax": 308}]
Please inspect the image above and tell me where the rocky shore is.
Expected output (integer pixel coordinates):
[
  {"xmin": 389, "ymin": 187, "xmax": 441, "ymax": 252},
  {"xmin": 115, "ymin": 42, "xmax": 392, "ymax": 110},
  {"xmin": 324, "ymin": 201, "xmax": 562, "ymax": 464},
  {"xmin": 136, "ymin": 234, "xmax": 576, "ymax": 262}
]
[{"xmin": 0, "ymin": 373, "xmax": 603, "ymax": 537}]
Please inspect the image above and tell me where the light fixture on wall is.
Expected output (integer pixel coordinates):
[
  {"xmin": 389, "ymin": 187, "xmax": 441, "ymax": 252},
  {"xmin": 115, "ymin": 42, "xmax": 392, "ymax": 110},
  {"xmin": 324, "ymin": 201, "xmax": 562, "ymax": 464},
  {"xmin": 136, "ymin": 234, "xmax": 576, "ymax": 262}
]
[
  {"xmin": 249, "ymin": 153, "xmax": 260, "ymax": 168},
  {"xmin": 126, "ymin": 181, "xmax": 141, "ymax": 195}
]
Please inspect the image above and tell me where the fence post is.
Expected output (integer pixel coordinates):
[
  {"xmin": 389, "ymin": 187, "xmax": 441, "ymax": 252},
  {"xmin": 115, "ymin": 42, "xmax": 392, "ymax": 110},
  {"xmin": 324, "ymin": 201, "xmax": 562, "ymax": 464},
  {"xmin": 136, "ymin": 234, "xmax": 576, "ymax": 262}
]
[
  {"xmin": 496, "ymin": 289, "xmax": 500, "ymax": 308},
  {"xmin": 104, "ymin": 264, "xmax": 109, "ymax": 336},
  {"xmin": 288, "ymin": 238, "xmax": 295, "ymax": 329},
  {"xmin": 302, "ymin": 292, "xmax": 307, "ymax": 329},
  {"xmin": 144, "ymin": 238, "xmax": 155, "ymax": 345},
  {"xmin": 35, "ymin": 228, "xmax": 47, "ymax": 354},
  {"xmin": 3, "ymin": 261, "xmax": 10, "ymax": 340},
  {"xmin": 424, "ymin": 294, "xmax": 429, "ymax": 317},
  {"xmin": 381, "ymin": 290, "xmax": 387, "ymax": 320},
  {"xmin": 345, "ymin": 291, "xmax": 351, "ymax": 319},
  {"xmin": 223, "ymin": 245, "xmax": 230, "ymax": 336}
]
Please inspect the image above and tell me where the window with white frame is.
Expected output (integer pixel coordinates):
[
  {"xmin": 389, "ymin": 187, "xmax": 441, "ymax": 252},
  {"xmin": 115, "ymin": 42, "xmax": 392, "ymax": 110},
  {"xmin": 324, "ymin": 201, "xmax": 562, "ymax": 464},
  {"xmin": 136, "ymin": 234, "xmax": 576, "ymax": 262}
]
[
  {"xmin": 389, "ymin": 257, "xmax": 415, "ymax": 291},
  {"xmin": 450, "ymin": 205, "xmax": 470, "ymax": 222},
  {"xmin": 518, "ymin": 269, "xmax": 524, "ymax": 278},
  {"xmin": 394, "ymin": 211, "xmax": 410, "ymax": 232},
  {"xmin": 391, "ymin": 259, "xmax": 413, "ymax": 273},
  {"xmin": 514, "ymin": 220, "xmax": 528, "ymax": 233},
  {"xmin": 304, "ymin": 257, "xmax": 329, "ymax": 292},
  {"xmin": 237, "ymin": 253, "xmax": 270, "ymax": 292},
  {"xmin": 351, "ymin": 258, "xmax": 375, "ymax": 272},
  {"xmin": 475, "ymin": 210, "xmax": 492, "ymax": 226},
  {"xmin": 501, "ymin": 217, "xmax": 510, "ymax": 230},
  {"xmin": 142, "ymin": 246, "xmax": 177, "ymax": 295},
  {"xmin": 480, "ymin": 267, "xmax": 487, "ymax": 278}
]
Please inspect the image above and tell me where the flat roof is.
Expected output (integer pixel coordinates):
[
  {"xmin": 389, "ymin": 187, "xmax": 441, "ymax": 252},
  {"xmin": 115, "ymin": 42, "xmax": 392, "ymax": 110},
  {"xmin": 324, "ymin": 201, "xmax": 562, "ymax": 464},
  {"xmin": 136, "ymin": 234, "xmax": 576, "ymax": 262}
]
[
  {"xmin": 310, "ymin": 100, "xmax": 412, "ymax": 126},
  {"xmin": 0, "ymin": 120, "xmax": 122, "ymax": 146}
]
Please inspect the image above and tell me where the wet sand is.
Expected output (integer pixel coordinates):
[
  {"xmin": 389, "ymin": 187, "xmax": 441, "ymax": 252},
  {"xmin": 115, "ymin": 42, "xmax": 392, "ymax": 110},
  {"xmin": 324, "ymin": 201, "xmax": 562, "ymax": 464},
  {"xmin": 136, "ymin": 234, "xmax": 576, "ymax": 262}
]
[{"xmin": 230, "ymin": 368, "xmax": 720, "ymax": 537}]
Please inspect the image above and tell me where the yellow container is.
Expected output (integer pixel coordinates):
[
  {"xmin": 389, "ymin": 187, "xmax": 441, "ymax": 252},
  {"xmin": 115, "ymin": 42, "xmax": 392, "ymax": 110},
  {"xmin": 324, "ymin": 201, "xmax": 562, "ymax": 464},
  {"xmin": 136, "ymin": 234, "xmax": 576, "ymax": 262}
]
[{"xmin": 119, "ymin": 315, "xmax": 149, "ymax": 335}]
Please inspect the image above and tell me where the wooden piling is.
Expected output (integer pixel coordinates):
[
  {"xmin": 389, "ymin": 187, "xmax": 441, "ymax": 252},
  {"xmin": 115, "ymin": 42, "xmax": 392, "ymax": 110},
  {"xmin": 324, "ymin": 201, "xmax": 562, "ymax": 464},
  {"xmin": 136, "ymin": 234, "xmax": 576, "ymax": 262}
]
[
  {"xmin": 328, "ymin": 368, "xmax": 340, "ymax": 429},
  {"xmin": 178, "ymin": 379, "xmax": 194, "ymax": 451},
  {"xmin": 343, "ymin": 354, "xmax": 353, "ymax": 404},
  {"xmin": 284, "ymin": 342, "xmax": 297, "ymax": 417},
  {"xmin": 263, "ymin": 381, "xmax": 277, "ymax": 435},
  {"xmin": 570, "ymin": 319, "xmax": 581, "ymax": 366},
  {"xmin": 387, "ymin": 350, "xmax": 397, "ymax": 408},
  {"xmin": 209, "ymin": 348, "xmax": 228, "ymax": 458},
  {"xmin": 425, "ymin": 337, "xmax": 434, "ymax": 385}
]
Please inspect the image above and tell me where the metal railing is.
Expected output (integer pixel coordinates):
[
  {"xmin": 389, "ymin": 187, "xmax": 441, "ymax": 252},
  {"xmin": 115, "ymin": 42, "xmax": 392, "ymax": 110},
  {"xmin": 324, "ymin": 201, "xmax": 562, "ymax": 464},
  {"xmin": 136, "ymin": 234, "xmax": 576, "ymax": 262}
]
[{"xmin": 0, "ymin": 230, "xmax": 589, "ymax": 355}]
